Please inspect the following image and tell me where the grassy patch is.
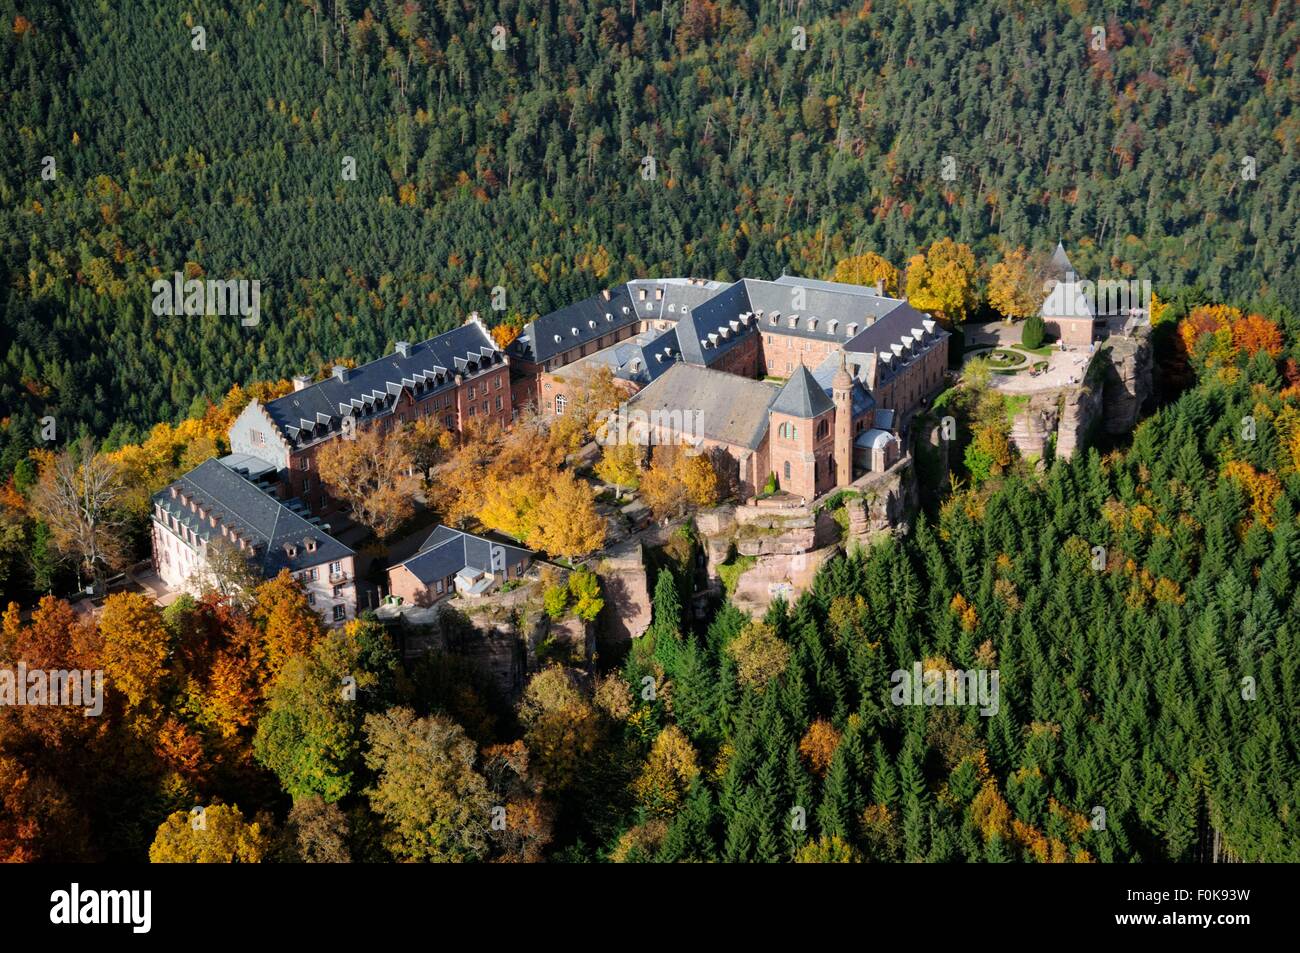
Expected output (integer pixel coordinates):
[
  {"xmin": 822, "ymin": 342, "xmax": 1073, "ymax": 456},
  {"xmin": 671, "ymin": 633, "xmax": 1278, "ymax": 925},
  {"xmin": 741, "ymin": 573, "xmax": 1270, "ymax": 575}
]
[
  {"xmin": 1012, "ymin": 342, "xmax": 1055, "ymax": 356},
  {"xmin": 718, "ymin": 554, "xmax": 756, "ymax": 596},
  {"xmin": 1003, "ymin": 393, "xmax": 1031, "ymax": 424}
]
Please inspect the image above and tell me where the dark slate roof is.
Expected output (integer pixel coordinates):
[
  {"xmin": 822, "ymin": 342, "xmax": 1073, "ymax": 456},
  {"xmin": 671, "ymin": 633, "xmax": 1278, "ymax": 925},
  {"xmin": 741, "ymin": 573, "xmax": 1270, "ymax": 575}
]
[
  {"xmin": 743, "ymin": 277, "xmax": 908, "ymax": 343},
  {"xmin": 561, "ymin": 327, "xmax": 681, "ymax": 386},
  {"xmin": 672, "ymin": 280, "xmax": 761, "ymax": 366},
  {"xmin": 811, "ymin": 353, "xmax": 876, "ymax": 419},
  {"xmin": 841, "ymin": 301, "xmax": 936, "ymax": 355},
  {"xmin": 771, "ymin": 365, "xmax": 835, "ymax": 418},
  {"xmin": 153, "ymin": 458, "xmax": 353, "ymax": 574},
  {"xmin": 394, "ymin": 525, "xmax": 532, "ymax": 585},
  {"xmin": 625, "ymin": 363, "xmax": 779, "ymax": 450},
  {"xmin": 263, "ymin": 321, "xmax": 502, "ymax": 445},
  {"xmin": 511, "ymin": 285, "xmax": 639, "ymax": 364},
  {"xmin": 625, "ymin": 278, "xmax": 728, "ymax": 323}
]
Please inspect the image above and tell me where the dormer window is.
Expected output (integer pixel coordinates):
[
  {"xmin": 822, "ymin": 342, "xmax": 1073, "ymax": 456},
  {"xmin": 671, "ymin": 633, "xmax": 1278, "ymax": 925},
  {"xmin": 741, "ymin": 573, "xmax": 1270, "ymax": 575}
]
[
  {"xmin": 807, "ymin": 318, "xmax": 818, "ymax": 331},
  {"xmin": 828, "ymin": 319, "xmax": 838, "ymax": 334},
  {"xmin": 589, "ymin": 320, "xmax": 597, "ymax": 329},
  {"xmin": 847, "ymin": 323, "xmax": 858, "ymax": 337}
]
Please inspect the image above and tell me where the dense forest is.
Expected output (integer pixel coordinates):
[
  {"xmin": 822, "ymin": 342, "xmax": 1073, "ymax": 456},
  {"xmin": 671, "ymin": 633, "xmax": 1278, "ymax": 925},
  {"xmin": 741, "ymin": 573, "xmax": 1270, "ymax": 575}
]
[
  {"xmin": 3, "ymin": 295, "xmax": 1298, "ymax": 862},
  {"xmin": 1, "ymin": 0, "xmax": 1297, "ymax": 473},
  {"xmin": 1, "ymin": 0, "xmax": 1298, "ymax": 863}
]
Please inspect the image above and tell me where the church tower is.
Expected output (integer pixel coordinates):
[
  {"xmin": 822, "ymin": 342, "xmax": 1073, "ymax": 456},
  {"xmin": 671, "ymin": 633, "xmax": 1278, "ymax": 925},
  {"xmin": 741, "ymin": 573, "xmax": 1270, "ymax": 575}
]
[{"xmin": 833, "ymin": 351, "xmax": 854, "ymax": 487}]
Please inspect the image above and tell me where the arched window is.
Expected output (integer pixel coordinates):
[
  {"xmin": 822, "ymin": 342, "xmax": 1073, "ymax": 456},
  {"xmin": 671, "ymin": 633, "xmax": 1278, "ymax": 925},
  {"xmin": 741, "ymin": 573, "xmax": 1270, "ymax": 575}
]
[{"xmin": 783, "ymin": 460, "xmax": 791, "ymax": 482}]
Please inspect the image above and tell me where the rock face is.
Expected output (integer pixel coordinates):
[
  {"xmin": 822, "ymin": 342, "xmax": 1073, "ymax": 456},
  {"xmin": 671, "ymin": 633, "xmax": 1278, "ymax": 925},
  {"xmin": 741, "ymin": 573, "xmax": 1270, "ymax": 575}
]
[
  {"xmin": 1010, "ymin": 393, "xmax": 1060, "ymax": 458},
  {"xmin": 1057, "ymin": 378, "xmax": 1104, "ymax": 459},
  {"xmin": 598, "ymin": 542, "xmax": 652, "ymax": 645},
  {"xmin": 729, "ymin": 543, "xmax": 839, "ymax": 617},
  {"xmin": 1055, "ymin": 326, "xmax": 1152, "ymax": 458},
  {"xmin": 1102, "ymin": 330, "xmax": 1153, "ymax": 436}
]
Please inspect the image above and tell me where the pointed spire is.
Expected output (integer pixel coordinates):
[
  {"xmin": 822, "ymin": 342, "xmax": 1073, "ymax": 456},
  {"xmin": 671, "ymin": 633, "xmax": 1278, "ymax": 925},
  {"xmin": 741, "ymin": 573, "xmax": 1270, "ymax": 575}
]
[{"xmin": 832, "ymin": 348, "xmax": 853, "ymax": 391}]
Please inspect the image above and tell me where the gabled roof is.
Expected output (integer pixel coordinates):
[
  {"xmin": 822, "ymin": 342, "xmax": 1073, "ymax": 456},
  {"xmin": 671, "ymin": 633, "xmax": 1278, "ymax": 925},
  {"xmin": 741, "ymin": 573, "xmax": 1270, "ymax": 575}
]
[
  {"xmin": 560, "ymin": 327, "xmax": 681, "ymax": 386},
  {"xmin": 262, "ymin": 321, "xmax": 501, "ymax": 444},
  {"xmin": 811, "ymin": 353, "xmax": 875, "ymax": 419},
  {"xmin": 511, "ymin": 285, "xmax": 638, "ymax": 363},
  {"xmin": 153, "ymin": 458, "xmax": 353, "ymax": 574},
  {"xmin": 743, "ymin": 277, "xmax": 907, "ymax": 342},
  {"xmin": 394, "ymin": 526, "xmax": 532, "ymax": 586},
  {"xmin": 625, "ymin": 277, "xmax": 727, "ymax": 322},
  {"xmin": 625, "ymin": 363, "xmax": 779, "ymax": 451},
  {"xmin": 673, "ymin": 280, "xmax": 759, "ymax": 366},
  {"xmin": 771, "ymin": 365, "xmax": 835, "ymax": 418}
]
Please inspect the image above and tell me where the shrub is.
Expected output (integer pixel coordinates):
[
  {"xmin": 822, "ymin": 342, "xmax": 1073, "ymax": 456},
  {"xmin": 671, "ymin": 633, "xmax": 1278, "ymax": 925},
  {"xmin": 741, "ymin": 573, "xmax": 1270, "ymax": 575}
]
[
  {"xmin": 543, "ymin": 583, "xmax": 570, "ymax": 619},
  {"xmin": 1021, "ymin": 313, "xmax": 1046, "ymax": 350}
]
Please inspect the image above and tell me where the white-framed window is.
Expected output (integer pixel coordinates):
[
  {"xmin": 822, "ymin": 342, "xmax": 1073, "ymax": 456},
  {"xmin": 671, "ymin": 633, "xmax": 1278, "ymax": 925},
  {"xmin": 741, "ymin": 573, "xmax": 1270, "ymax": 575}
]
[
  {"xmin": 329, "ymin": 560, "xmax": 341, "ymax": 575},
  {"xmin": 555, "ymin": 394, "xmax": 567, "ymax": 415},
  {"xmin": 332, "ymin": 605, "xmax": 346, "ymax": 622}
]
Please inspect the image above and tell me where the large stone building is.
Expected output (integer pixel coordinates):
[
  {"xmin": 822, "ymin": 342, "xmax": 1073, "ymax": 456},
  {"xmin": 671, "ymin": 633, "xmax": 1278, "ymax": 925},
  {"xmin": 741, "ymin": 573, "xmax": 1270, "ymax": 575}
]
[
  {"xmin": 228, "ymin": 317, "xmax": 508, "ymax": 512},
  {"xmin": 151, "ymin": 457, "xmax": 358, "ymax": 626},
  {"xmin": 532, "ymin": 274, "xmax": 948, "ymax": 498}
]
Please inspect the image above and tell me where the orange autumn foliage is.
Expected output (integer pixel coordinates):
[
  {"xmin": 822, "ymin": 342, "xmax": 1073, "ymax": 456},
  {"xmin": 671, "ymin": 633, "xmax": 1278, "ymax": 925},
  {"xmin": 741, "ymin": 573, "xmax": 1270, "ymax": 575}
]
[
  {"xmin": 1221, "ymin": 459, "xmax": 1282, "ymax": 530},
  {"xmin": 798, "ymin": 718, "xmax": 843, "ymax": 777}
]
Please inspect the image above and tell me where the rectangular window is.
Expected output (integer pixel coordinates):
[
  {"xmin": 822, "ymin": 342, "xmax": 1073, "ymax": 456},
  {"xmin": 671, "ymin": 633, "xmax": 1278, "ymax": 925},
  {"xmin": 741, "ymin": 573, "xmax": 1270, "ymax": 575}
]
[
  {"xmin": 332, "ymin": 605, "xmax": 346, "ymax": 622},
  {"xmin": 329, "ymin": 561, "xmax": 341, "ymax": 575},
  {"xmin": 307, "ymin": 592, "xmax": 316, "ymax": 606},
  {"xmin": 299, "ymin": 458, "xmax": 309, "ymax": 471},
  {"xmin": 495, "ymin": 376, "xmax": 502, "ymax": 390},
  {"xmin": 496, "ymin": 396, "xmax": 503, "ymax": 411},
  {"xmin": 309, "ymin": 568, "xmax": 318, "ymax": 581},
  {"xmin": 435, "ymin": 580, "xmax": 444, "ymax": 594},
  {"xmin": 468, "ymin": 386, "xmax": 476, "ymax": 399}
]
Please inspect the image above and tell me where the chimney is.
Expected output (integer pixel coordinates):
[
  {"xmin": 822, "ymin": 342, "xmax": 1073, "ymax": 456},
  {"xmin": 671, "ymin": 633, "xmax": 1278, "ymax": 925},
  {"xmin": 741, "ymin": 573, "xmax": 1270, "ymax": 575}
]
[
  {"xmin": 292, "ymin": 374, "xmax": 312, "ymax": 392},
  {"xmin": 394, "ymin": 341, "xmax": 411, "ymax": 358},
  {"xmin": 875, "ymin": 280, "xmax": 884, "ymax": 296},
  {"xmin": 332, "ymin": 365, "xmax": 350, "ymax": 383},
  {"xmin": 602, "ymin": 288, "xmax": 611, "ymax": 300},
  {"xmin": 169, "ymin": 486, "xmax": 178, "ymax": 499}
]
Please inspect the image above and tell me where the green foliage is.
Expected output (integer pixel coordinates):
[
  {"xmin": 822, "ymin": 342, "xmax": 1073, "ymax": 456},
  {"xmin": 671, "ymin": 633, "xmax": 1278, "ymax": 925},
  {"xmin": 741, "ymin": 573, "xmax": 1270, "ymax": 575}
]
[
  {"xmin": 568, "ymin": 569, "xmax": 604, "ymax": 622},
  {"xmin": 543, "ymin": 583, "xmax": 570, "ymax": 620},
  {"xmin": 717, "ymin": 554, "xmax": 756, "ymax": 597},
  {"xmin": 1021, "ymin": 314, "xmax": 1046, "ymax": 350}
]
